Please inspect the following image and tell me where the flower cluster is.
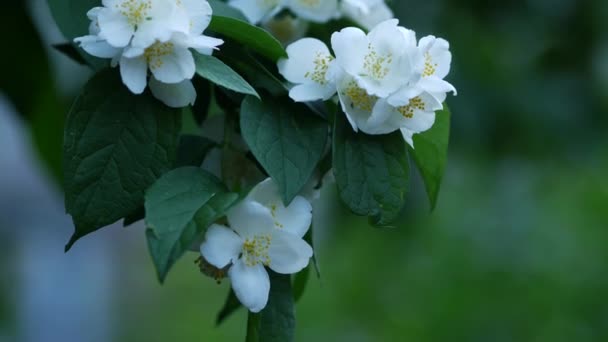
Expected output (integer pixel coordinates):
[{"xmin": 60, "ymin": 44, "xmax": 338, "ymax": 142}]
[
  {"xmin": 230, "ymin": 0, "xmax": 393, "ymax": 30},
  {"xmin": 200, "ymin": 178, "xmax": 313, "ymax": 313},
  {"xmin": 75, "ymin": 0, "xmax": 223, "ymax": 108},
  {"xmin": 277, "ymin": 19, "xmax": 457, "ymax": 147}
]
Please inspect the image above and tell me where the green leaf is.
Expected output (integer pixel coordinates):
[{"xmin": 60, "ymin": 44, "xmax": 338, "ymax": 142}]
[
  {"xmin": 304, "ymin": 228, "xmax": 321, "ymax": 279},
  {"xmin": 195, "ymin": 54, "xmax": 259, "ymax": 98},
  {"xmin": 411, "ymin": 106, "xmax": 451, "ymax": 210},
  {"xmin": 216, "ymin": 289, "xmax": 242, "ymax": 326},
  {"xmin": 52, "ymin": 43, "xmax": 87, "ymax": 65},
  {"xmin": 332, "ymin": 113, "xmax": 410, "ymax": 225},
  {"xmin": 240, "ymin": 97, "xmax": 328, "ymax": 204},
  {"xmin": 292, "ymin": 266, "xmax": 310, "ymax": 303},
  {"xmin": 64, "ymin": 70, "xmax": 181, "ymax": 251},
  {"xmin": 145, "ymin": 167, "xmax": 239, "ymax": 282},
  {"xmin": 176, "ymin": 134, "xmax": 216, "ymax": 168},
  {"xmin": 246, "ymin": 272, "xmax": 295, "ymax": 342},
  {"xmin": 218, "ymin": 44, "xmax": 287, "ymax": 96},
  {"xmin": 47, "ymin": 0, "xmax": 97, "ymax": 40},
  {"xmin": 123, "ymin": 207, "xmax": 145, "ymax": 228},
  {"xmin": 209, "ymin": 16, "xmax": 286, "ymax": 62},
  {"xmin": 191, "ymin": 78, "xmax": 212, "ymax": 125}
]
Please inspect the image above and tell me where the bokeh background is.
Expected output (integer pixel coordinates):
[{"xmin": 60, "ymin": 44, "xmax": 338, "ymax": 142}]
[{"xmin": 1, "ymin": 0, "xmax": 608, "ymax": 341}]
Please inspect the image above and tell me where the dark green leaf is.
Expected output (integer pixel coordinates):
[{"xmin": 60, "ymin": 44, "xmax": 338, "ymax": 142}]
[
  {"xmin": 332, "ymin": 113, "xmax": 410, "ymax": 225},
  {"xmin": 145, "ymin": 167, "xmax": 239, "ymax": 282},
  {"xmin": 240, "ymin": 97, "xmax": 328, "ymax": 204},
  {"xmin": 246, "ymin": 272, "xmax": 295, "ymax": 342},
  {"xmin": 304, "ymin": 228, "xmax": 321, "ymax": 279},
  {"xmin": 191, "ymin": 78, "xmax": 212, "ymax": 125},
  {"xmin": 195, "ymin": 54, "xmax": 259, "ymax": 98},
  {"xmin": 411, "ymin": 106, "xmax": 451, "ymax": 210},
  {"xmin": 216, "ymin": 289, "xmax": 242, "ymax": 326},
  {"xmin": 64, "ymin": 70, "xmax": 181, "ymax": 251},
  {"xmin": 123, "ymin": 207, "xmax": 145, "ymax": 228},
  {"xmin": 219, "ymin": 44, "xmax": 287, "ymax": 96},
  {"xmin": 209, "ymin": 16, "xmax": 286, "ymax": 62},
  {"xmin": 293, "ymin": 266, "xmax": 310, "ymax": 303},
  {"xmin": 47, "ymin": 0, "xmax": 97, "ymax": 40},
  {"xmin": 176, "ymin": 134, "xmax": 216, "ymax": 168},
  {"xmin": 53, "ymin": 43, "xmax": 88, "ymax": 66}
]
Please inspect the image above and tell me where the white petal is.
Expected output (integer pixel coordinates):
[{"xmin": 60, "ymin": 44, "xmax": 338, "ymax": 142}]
[
  {"xmin": 122, "ymin": 46, "xmax": 145, "ymax": 59},
  {"xmin": 273, "ymin": 196, "xmax": 312, "ymax": 238},
  {"xmin": 287, "ymin": 0, "xmax": 339, "ymax": 23},
  {"xmin": 247, "ymin": 179, "xmax": 313, "ymax": 237},
  {"xmin": 119, "ymin": 56, "xmax": 148, "ymax": 94},
  {"xmin": 268, "ymin": 231, "xmax": 313, "ymax": 274},
  {"xmin": 336, "ymin": 75, "xmax": 379, "ymax": 133},
  {"xmin": 289, "ymin": 83, "xmax": 335, "ymax": 102},
  {"xmin": 418, "ymin": 77, "xmax": 457, "ymax": 96},
  {"xmin": 229, "ymin": 0, "xmax": 280, "ymax": 24},
  {"xmin": 229, "ymin": 259, "xmax": 270, "ymax": 313},
  {"xmin": 74, "ymin": 35, "xmax": 121, "ymax": 58},
  {"xmin": 278, "ymin": 38, "xmax": 331, "ymax": 84},
  {"xmin": 247, "ymin": 178, "xmax": 280, "ymax": 205},
  {"xmin": 150, "ymin": 47, "xmax": 195, "ymax": 84},
  {"xmin": 97, "ymin": 9, "xmax": 134, "ymax": 48},
  {"xmin": 179, "ymin": 0, "xmax": 213, "ymax": 34},
  {"xmin": 227, "ymin": 200, "xmax": 275, "ymax": 239},
  {"xmin": 200, "ymin": 224, "xmax": 243, "ymax": 268},
  {"xmin": 348, "ymin": 2, "xmax": 394, "ymax": 31},
  {"xmin": 368, "ymin": 19, "xmax": 402, "ymax": 55},
  {"xmin": 429, "ymin": 38, "xmax": 452, "ymax": 79},
  {"xmin": 331, "ymin": 27, "xmax": 368, "ymax": 76},
  {"xmin": 186, "ymin": 35, "xmax": 224, "ymax": 54},
  {"xmin": 149, "ymin": 78, "xmax": 197, "ymax": 108},
  {"xmin": 400, "ymin": 110, "xmax": 436, "ymax": 148}
]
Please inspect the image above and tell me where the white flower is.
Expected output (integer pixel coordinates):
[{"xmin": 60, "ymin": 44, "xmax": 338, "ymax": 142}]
[
  {"xmin": 229, "ymin": 0, "xmax": 338, "ymax": 24},
  {"xmin": 75, "ymin": 0, "xmax": 224, "ymax": 108},
  {"xmin": 380, "ymin": 89, "xmax": 444, "ymax": 146},
  {"xmin": 411, "ymin": 35, "xmax": 457, "ymax": 103},
  {"xmin": 74, "ymin": 8, "xmax": 122, "ymax": 62},
  {"xmin": 331, "ymin": 19, "xmax": 415, "ymax": 97},
  {"xmin": 276, "ymin": 19, "xmax": 456, "ymax": 146},
  {"xmin": 95, "ymin": 0, "xmax": 188, "ymax": 49},
  {"xmin": 277, "ymin": 38, "xmax": 337, "ymax": 102},
  {"xmin": 285, "ymin": 0, "xmax": 340, "ymax": 23},
  {"xmin": 341, "ymin": 0, "xmax": 394, "ymax": 31},
  {"xmin": 228, "ymin": 0, "xmax": 282, "ymax": 24},
  {"xmin": 200, "ymin": 178, "xmax": 313, "ymax": 313}
]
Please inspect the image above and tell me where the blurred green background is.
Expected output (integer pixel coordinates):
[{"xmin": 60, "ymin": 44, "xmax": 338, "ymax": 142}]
[{"xmin": 1, "ymin": 0, "xmax": 607, "ymax": 341}]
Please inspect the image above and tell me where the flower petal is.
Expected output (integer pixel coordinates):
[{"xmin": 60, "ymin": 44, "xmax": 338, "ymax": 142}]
[
  {"xmin": 247, "ymin": 178, "xmax": 313, "ymax": 237},
  {"xmin": 287, "ymin": 0, "xmax": 339, "ymax": 23},
  {"xmin": 278, "ymin": 38, "xmax": 331, "ymax": 84},
  {"xmin": 97, "ymin": 9, "xmax": 134, "ymax": 48},
  {"xmin": 268, "ymin": 231, "xmax": 313, "ymax": 274},
  {"xmin": 119, "ymin": 55, "xmax": 148, "ymax": 94},
  {"xmin": 273, "ymin": 196, "xmax": 312, "ymax": 238},
  {"xmin": 74, "ymin": 35, "xmax": 121, "ymax": 58},
  {"xmin": 180, "ymin": 0, "xmax": 213, "ymax": 35},
  {"xmin": 227, "ymin": 200, "xmax": 275, "ymax": 239},
  {"xmin": 331, "ymin": 27, "xmax": 368, "ymax": 76},
  {"xmin": 229, "ymin": 0, "xmax": 280, "ymax": 24},
  {"xmin": 200, "ymin": 224, "xmax": 243, "ymax": 268},
  {"xmin": 150, "ymin": 47, "xmax": 195, "ymax": 84},
  {"xmin": 288, "ymin": 83, "xmax": 335, "ymax": 102},
  {"xmin": 229, "ymin": 259, "xmax": 270, "ymax": 313},
  {"xmin": 149, "ymin": 78, "xmax": 197, "ymax": 108},
  {"xmin": 186, "ymin": 35, "xmax": 224, "ymax": 55}
]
